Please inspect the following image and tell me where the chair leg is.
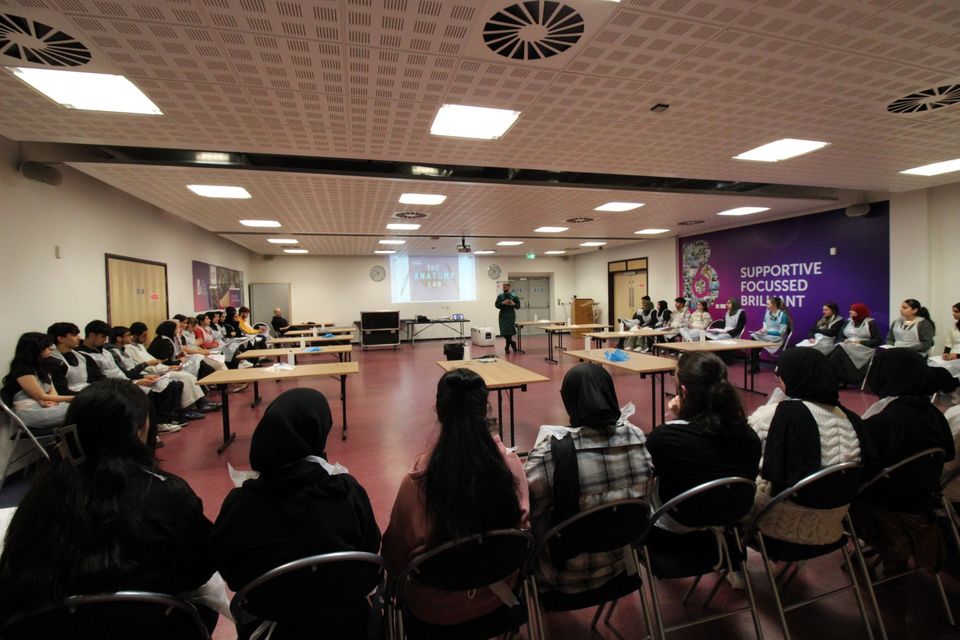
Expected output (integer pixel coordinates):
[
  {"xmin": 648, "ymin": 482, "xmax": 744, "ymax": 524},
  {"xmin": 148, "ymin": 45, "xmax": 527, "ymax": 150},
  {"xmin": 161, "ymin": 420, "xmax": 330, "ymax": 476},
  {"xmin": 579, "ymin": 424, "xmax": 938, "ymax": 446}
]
[
  {"xmin": 702, "ymin": 571, "xmax": 726, "ymax": 608},
  {"xmin": 527, "ymin": 575, "xmax": 546, "ymax": 640},
  {"xmin": 942, "ymin": 496, "xmax": 960, "ymax": 560},
  {"xmin": 641, "ymin": 545, "xmax": 667, "ymax": 640},
  {"xmin": 933, "ymin": 572, "xmax": 956, "ymax": 627},
  {"xmin": 840, "ymin": 545, "xmax": 875, "ymax": 640},
  {"xmin": 681, "ymin": 574, "xmax": 703, "ymax": 604},
  {"xmin": 756, "ymin": 534, "xmax": 791, "ymax": 640},
  {"xmin": 590, "ymin": 602, "xmax": 606, "ymax": 629},
  {"xmin": 0, "ymin": 430, "xmax": 23, "ymax": 493},
  {"xmin": 603, "ymin": 598, "xmax": 619, "ymax": 625},
  {"xmin": 846, "ymin": 516, "xmax": 887, "ymax": 640}
]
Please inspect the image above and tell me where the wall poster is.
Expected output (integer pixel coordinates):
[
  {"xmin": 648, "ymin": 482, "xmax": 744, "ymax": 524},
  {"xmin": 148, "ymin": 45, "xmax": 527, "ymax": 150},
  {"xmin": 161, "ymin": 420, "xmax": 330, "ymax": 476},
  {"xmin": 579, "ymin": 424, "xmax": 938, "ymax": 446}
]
[{"xmin": 192, "ymin": 260, "xmax": 244, "ymax": 311}]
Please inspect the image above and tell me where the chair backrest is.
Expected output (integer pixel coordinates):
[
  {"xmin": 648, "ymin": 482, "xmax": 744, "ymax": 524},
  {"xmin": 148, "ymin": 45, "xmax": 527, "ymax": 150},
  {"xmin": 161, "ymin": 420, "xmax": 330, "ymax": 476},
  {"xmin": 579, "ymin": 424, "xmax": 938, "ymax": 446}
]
[
  {"xmin": 644, "ymin": 477, "xmax": 757, "ymax": 535},
  {"xmin": 535, "ymin": 499, "xmax": 650, "ymax": 567},
  {"xmin": 230, "ymin": 551, "xmax": 386, "ymax": 628},
  {"xmin": 399, "ymin": 529, "xmax": 533, "ymax": 593},
  {"xmin": 858, "ymin": 448, "xmax": 946, "ymax": 511},
  {"xmin": 708, "ymin": 319, "xmax": 725, "ymax": 330},
  {"xmin": 743, "ymin": 462, "xmax": 863, "ymax": 545},
  {"xmin": 0, "ymin": 591, "xmax": 210, "ymax": 640}
]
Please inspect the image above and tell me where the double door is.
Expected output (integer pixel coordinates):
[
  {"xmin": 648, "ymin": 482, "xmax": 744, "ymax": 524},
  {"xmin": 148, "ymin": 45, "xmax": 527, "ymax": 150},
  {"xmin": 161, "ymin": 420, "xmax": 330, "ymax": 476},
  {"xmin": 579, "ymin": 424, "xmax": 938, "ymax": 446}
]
[{"xmin": 510, "ymin": 278, "xmax": 550, "ymax": 322}]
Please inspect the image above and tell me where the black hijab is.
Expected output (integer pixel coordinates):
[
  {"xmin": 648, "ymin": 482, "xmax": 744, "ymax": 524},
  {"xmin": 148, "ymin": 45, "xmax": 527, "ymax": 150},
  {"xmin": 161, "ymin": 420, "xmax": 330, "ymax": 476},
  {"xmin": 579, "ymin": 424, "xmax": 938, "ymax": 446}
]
[
  {"xmin": 560, "ymin": 364, "xmax": 621, "ymax": 428},
  {"xmin": 250, "ymin": 388, "xmax": 333, "ymax": 474},
  {"xmin": 868, "ymin": 347, "xmax": 932, "ymax": 398},
  {"xmin": 155, "ymin": 321, "xmax": 178, "ymax": 340},
  {"xmin": 775, "ymin": 348, "xmax": 839, "ymax": 406}
]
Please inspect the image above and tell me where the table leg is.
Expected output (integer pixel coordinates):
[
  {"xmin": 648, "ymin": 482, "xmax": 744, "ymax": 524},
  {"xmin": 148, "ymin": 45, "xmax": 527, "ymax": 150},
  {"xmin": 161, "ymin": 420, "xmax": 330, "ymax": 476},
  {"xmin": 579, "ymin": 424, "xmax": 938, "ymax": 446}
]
[
  {"xmin": 251, "ymin": 381, "xmax": 261, "ymax": 408},
  {"xmin": 660, "ymin": 372, "xmax": 667, "ymax": 424},
  {"xmin": 340, "ymin": 375, "xmax": 348, "ymax": 441},
  {"xmin": 558, "ymin": 331, "xmax": 565, "ymax": 352},
  {"xmin": 649, "ymin": 373, "xmax": 656, "ymax": 429},
  {"xmin": 516, "ymin": 325, "xmax": 525, "ymax": 354},
  {"xmin": 217, "ymin": 385, "xmax": 236, "ymax": 454},
  {"xmin": 509, "ymin": 387, "xmax": 516, "ymax": 447},
  {"xmin": 545, "ymin": 331, "xmax": 558, "ymax": 364},
  {"xmin": 744, "ymin": 349, "xmax": 749, "ymax": 390},
  {"xmin": 497, "ymin": 389, "xmax": 504, "ymax": 441}
]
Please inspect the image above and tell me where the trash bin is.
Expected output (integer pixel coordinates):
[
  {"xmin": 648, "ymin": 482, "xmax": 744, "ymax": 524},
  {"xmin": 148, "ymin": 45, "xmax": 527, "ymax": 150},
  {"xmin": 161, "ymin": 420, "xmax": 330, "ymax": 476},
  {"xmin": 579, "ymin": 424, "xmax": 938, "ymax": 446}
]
[{"xmin": 443, "ymin": 342, "xmax": 464, "ymax": 361}]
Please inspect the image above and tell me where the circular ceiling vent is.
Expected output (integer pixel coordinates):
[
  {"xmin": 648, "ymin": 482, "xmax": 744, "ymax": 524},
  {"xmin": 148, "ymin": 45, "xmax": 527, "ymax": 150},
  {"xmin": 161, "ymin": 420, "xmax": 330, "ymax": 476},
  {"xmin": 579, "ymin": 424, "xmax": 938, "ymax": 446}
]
[
  {"xmin": 565, "ymin": 216, "xmax": 594, "ymax": 224},
  {"xmin": 393, "ymin": 211, "xmax": 428, "ymax": 219},
  {"xmin": 677, "ymin": 219, "xmax": 705, "ymax": 226},
  {"xmin": 0, "ymin": 14, "xmax": 91, "ymax": 67},
  {"xmin": 887, "ymin": 84, "xmax": 960, "ymax": 114},
  {"xmin": 483, "ymin": 1, "xmax": 585, "ymax": 61}
]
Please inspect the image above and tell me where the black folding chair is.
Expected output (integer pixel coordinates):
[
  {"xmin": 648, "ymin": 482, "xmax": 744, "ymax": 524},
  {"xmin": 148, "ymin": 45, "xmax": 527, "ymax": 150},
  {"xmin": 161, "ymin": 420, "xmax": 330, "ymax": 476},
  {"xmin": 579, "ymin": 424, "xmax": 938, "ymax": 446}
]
[
  {"xmin": 528, "ymin": 499, "xmax": 653, "ymax": 639},
  {"xmin": 230, "ymin": 551, "xmax": 389, "ymax": 640},
  {"xmin": 940, "ymin": 467, "xmax": 960, "ymax": 561},
  {"xmin": 393, "ymin": 529, "xmax": 535, "ymax": 640},
  {"xmin": 0, "ymin": 398, "xmax": 56, "ymax": 492},
  {"xmin": 636, "ymin": 478, "xmax": 763, "ymax": 639},
  {"xmin": 741, "ymin": 462, "xmax": 882, "ymax": 640},
  {"xmin": 849, "ymin": 448, "xmax": 953, "ymax": 630},
  {"xmin": 0, "ymin": 591, "xmax": 210, "ymax": 640}
]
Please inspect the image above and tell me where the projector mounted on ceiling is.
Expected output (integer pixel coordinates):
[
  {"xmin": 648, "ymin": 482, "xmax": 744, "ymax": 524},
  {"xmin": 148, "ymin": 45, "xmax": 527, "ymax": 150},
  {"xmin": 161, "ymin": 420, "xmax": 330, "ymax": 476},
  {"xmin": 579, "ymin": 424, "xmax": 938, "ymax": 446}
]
[{"xmin": 457, "ymin": 235, "xmax": 471, "ymax": 253}]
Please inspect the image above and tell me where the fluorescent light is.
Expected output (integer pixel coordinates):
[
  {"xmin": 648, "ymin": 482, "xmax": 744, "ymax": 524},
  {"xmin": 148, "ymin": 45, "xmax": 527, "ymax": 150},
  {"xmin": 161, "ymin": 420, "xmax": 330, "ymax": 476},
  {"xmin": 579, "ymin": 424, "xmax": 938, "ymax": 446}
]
[
  {"xmin": 239, "ymin": 219, "xmax": 281, "ymax": 227},
  {"xmin": 734, "ymin": 138, "xmax": 829, "ymax": 162},
  {"xmin": 900, "ymin": 158, "xmax": 960, "ymax": 176},
  {"xmin": 716, "ymin": 207, "xmax": 770, "ymax": 216},
  {"xmin": 473, "ymin": 250, "xmax": 496, "ymax": 255},
  {"xmin": 267, "ymin": 238, "xmax": 298, "ymax": 244},
  {"xmin": 580, "ymin": 241, "xmax": 607, "ymax": 247},
  {"xmin": 375, "ymin": 250, "xmax": 396, "ymax": 254},
  {"xmin": 188, "ymin": 185, "xmax": 251, "ymax": 198},
  {"xmin": 283, "ymin": 249, "xmax": 308, "ymax": 254},
  {"xmin": 430, "ymin": 104, "xmax": 521, "ymax": 140},
  {"xmin": 534, "ymin": 226, "xmax": 569, "ymax": 233},
  {"xmin": 411, "ymin": 165, "xmax": 441, "ymax": 176},
  {"xmin": 386, "ymin": 223, "xmax": 421, "ymax": 230},
  {"xmin": 8, "ymin": 67, "xmax": 162, "ymax": 115},
  {"xmin": 195, "ymin": 152, "xmax": 232, "ymax": 164},
  {"xmin": 399, "ymin": 193, "xmax": 446, "ymax": 205},
  {"xmin": 497, "ymin": 240, "xmax": 524, "ymax": 246},
  {"xmin": 379, "ymin": 239, "xmax": 406, "ymax": 245},
  {"xmin": 635, "ymin": 228, "xmax": 669, "ymax": 235},
  {"xmin": 544, "ymin": 250, "xmax": 567, "ymax": 255},
  {"xmin": 594, "ymin": 202, "xmax": 644, "ymax": 212}
]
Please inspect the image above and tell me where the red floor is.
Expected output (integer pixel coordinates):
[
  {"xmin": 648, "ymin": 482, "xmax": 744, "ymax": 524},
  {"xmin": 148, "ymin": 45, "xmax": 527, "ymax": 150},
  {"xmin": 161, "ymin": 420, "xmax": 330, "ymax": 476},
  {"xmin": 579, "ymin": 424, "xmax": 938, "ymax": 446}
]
[{"xmin": 152, "ymin": 335, "xmax": 959, "ymax": 639}]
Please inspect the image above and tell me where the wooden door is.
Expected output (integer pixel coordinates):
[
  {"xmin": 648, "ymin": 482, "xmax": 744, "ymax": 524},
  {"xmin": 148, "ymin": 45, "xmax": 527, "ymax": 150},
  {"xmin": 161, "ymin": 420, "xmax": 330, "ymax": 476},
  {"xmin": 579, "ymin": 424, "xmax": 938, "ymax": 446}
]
[
  {"xmin": 106, "ymin": 255, "xmax": 169, "ymax": 330},
  {"xmin": 612, "ymin": 271, "xmax": 648, "ymax": 326}
]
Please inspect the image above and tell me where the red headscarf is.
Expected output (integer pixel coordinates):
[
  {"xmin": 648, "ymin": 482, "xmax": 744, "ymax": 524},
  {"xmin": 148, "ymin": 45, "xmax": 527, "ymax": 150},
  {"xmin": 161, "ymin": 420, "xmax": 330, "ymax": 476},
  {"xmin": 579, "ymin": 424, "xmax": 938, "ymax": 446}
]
[{"xmin": 850, "ymin": 303, "xmax": 870, "ymax": 327}]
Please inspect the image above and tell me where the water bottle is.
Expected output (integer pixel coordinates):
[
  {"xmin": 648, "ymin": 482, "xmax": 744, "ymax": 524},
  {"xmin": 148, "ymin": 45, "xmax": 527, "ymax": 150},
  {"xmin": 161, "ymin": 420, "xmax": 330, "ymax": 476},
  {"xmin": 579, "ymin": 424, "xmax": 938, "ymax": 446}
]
[
  {"xmin": 583, "ymin": 335, "xmax": 591, "ymax": 351},
  {"xmin": 533, "ymin": 313, "xmax": 538, "ymax": 322},
  {"xmin": 463, "ymin": 342, "xmax": 471, "ymax": 360},
  {"xmin": 299, "ymin": 338, "xmax": 306, "ymax": 349},
  {"xmin": 699, "ymin": 329, "xmax": 706, "ymax": 343},
  {"xmin": 286, "ymin": 352, "xmax": 296, "ymax": 365},
  {"xmin": 618, "ymin": 321, "xmax": 625, "ymax": 332}
]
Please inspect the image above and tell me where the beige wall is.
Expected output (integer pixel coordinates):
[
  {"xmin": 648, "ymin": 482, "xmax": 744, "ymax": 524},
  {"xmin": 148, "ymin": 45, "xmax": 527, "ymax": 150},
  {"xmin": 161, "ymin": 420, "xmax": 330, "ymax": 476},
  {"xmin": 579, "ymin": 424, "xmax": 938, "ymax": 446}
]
[{"xmin": 0, "ymin": 136, "xmax": 253, "ymax": 368}]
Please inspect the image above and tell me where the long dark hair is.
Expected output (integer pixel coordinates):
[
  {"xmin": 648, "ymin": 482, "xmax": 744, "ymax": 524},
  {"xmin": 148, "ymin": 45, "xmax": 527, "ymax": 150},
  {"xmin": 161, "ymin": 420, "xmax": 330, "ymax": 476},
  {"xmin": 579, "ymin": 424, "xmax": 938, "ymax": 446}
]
[
  {"xmin": 656, "ymin": 300, "xmax": 668, "ymax": 313},
  {"xmin": 155, "ymin": 320, "xmax": 178, "ymax": 340},
  {"xmin": 676, "ymin": 352, "xmax": 747, "ymax": 435},
  {"xmin": 954, "ymin": 303, "xmax": 960, "ymax": 331},
  {"xmin": 817, "ymin": 302, "xmax": 840, "ymax": 328},
  {"xmin": 904, "ymin": 298, "xmax": 934, "ymax": 331},
  {"xmin": 3, "ymin": 332, "xmax": 54, "ymax": 391},
  {"xmin": 224, "ymin": 306, "xmax": 237, "ymax": 322},
  {"xmin": 0, "ymin": 380, "xmax": 155, "ymax": 619},
  {"xmin": 424, "ymin": 369, "xmax": 520, "ymax": 544}
]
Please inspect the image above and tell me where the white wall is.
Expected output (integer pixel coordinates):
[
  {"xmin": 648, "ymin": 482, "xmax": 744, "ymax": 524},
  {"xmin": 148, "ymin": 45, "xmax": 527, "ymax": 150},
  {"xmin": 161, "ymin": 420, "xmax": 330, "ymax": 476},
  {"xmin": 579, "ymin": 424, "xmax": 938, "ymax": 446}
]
[
  {"xmin": 250, "ymin": 254, "xmax": 578, "ymax": 338},
  {"xmin": 570, "ymin": 237, "xmax": 678, "ymax": 323},
  {"xmin": 0, "ymin": 136, "xmax": 253, "ymax": 368}
]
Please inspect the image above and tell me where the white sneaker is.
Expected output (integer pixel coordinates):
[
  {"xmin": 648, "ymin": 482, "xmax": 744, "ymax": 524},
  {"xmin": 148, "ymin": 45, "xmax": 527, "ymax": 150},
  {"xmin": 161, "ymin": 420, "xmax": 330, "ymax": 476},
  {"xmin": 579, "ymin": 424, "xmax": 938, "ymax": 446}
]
[
  {"xmin": 633, "ymin": 347, "xmax": 644, "ymax": 352},
  {"xmin": 238, "ymin": 361, "xmax": 254, "ymax": 369},
  {"xmin": 726, "ymin": 570, "xmax": 746, "ymax": 590},
  {"xmin": 157, "ymin": 423, "xmax": 182, "ymax": 433}
]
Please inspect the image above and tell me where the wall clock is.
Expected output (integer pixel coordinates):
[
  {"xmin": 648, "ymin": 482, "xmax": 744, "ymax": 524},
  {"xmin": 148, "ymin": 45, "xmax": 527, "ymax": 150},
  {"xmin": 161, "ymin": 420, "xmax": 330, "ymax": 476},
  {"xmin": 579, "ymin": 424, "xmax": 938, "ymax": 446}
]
[
  {"xmin": 487, "ymin": 264, "xmax": 502, "ymax": 280},
  {"xmin": 369, "ymin": 265, "xmax": 386, "ymax": 282}
]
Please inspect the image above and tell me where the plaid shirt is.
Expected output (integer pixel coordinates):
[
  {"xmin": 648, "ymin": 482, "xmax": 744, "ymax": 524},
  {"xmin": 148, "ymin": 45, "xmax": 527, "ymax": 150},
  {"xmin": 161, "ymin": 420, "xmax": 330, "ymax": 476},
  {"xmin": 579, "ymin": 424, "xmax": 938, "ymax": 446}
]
[{"xmin": 524, "ymin": 422, "xmax": 652, "ymax": 593}]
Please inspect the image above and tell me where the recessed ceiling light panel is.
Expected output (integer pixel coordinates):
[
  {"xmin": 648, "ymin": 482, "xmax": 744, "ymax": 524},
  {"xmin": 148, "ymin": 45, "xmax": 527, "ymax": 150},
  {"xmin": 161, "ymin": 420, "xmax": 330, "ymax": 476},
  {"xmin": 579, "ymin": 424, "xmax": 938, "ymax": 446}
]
[
  {"xmin": 374, "ymin": 250, "xmax": 396, "ymax": 254},
  {"xmin": 473, "ymin": 250, "xmax": 496, "ymax": 255},
  {"xmin": 496, "ymin": 240, "xmax": 524, "ymax": 246},
  {"xmin": 717, "ymin": 207, "xmax": 770, "ymax": 216},
  {"xmin": 734, "ymin": 139, "xmax": 829, "ymax": 162},
  {"xmin": 386, "ymin": 222, "xmax": 421, "ymax": 230},
  {"xmin": 900, "ymin": 158, "xmax": 960, "ymax": 176},
  {"xmin": 283, "ymin": 249, "xmax": 308, "ymax": 254},
  {"xmin": 399, "ymin": 193, "xmax": 446, "ymax": 205},
  {"xmin": 430, "ymin": 104, "xmax": 520, "ymax": 140},
  {"xmin": 534, "ymin": 226, "xmax": 569, "ymax": 233},
  {"xmin": 267, "ymin": 238, "xmax": 298, "ymax": 244},
  {"xmin": 635, "ymin": 228, "xmax": 669, "ymax": 235},
  {"xmin": 379, "ymin": 239, "xmax": 406, "ymax": 245},
  {"xmin": 239, "ymin": 219, "xmax": 281, "ymax": 227},
  {"xmin": 8, "ymin": 67, "xmax": 162, "ymax": 115},
  {"xmin": 544, "ymin": 250, "xmax": 567, "ymax": 255},
  {"xmin": 188, "ymin": 184, "xmax": 251, "ymax": 199},
  {"xmin": 580, "ymin": 241, "xmax": 607, "ymax": 247},
  {"xmin": 594, "ymin": 202, "xmax": 644, "ymax": 212}
]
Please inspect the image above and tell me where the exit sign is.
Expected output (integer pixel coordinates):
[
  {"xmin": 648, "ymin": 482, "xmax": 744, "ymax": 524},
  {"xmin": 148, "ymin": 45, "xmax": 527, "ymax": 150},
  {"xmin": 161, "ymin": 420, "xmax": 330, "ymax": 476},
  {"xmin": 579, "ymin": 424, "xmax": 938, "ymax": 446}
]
[{"xmin": 525, "ymin": 252, "xmax": 536, "ymax": 260}]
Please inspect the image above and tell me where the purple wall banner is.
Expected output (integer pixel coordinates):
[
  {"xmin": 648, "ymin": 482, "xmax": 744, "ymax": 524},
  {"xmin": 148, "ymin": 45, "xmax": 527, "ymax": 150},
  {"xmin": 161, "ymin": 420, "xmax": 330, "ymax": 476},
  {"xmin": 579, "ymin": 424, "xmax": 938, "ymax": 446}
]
[{"xmin": 678, "ymin": 203, "xmax": 890, "ymax": 345}]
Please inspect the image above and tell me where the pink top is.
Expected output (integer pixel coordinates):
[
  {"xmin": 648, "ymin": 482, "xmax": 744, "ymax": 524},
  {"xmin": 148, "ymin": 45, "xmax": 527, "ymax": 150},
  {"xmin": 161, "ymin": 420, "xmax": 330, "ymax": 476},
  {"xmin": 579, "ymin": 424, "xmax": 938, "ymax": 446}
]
[{"xmin": 382, "ymin": 435, "xmax": 530, "ymax": 625}]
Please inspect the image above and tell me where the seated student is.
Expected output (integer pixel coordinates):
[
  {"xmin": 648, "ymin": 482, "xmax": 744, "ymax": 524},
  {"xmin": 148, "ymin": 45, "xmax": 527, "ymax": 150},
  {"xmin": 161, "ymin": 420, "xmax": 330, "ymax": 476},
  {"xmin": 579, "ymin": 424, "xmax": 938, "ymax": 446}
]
[
  {"xmin": 222, "ymin": 306, "xmax": 241, "ymax": 338},
  {"xmin": 382, "ymin": 369, "xmax": 528, "ymax": 626},
  {"xmin": 623, "ymin": 297, "xmax": 655, "ymax": 351},
  {"xmin": 0, "ymin": 379, "xmax": 216, "ymax": 629},
  {"xmin": 43, "ymin": 322, "xmax": 102, "ymax": 395},
  {"xmin": 797, "ymin": 302, "xmax": 843, "ymax": 354},
  {"xmin": 149, "ymin": 320, "xmax": 207, "ymax": 379},
  {"xmin": 208, "ymin": 311, "xmax": 225, "ymax": 341},
  {"xmin": 653, "ymin": 299, "xmax": 672, "ymax": 330},
  {"xmin": 886, "ymin": 298, "xmax": 935, "ymax": 354},
  {"xmin": 271, "ymin": 308, "xmax": 291, "ymax": 336},
  {"xmin": 827, "ymin": 302, "xmax": 882, "ymax": 386},
  {"xmin": 706, "ymin": 298, "xmax": 746, "ymax": 340},
  {"xmin": 174, "ymin": 316, "xmax": 225, "ymax": 373},
  {"xmin": 852, "ymin": 349, "xmax": 955, "ymax": 576},
  {"xmin": 929, "ymin": 302, "xmax": 960, "ymax": 388},
  {"xmin": 524, "ymin": 364, "xmax": 652, "ymax": 594},
  {"xmin": 943, "ymin": 404, "xmax": 960, "ymax": 503},
  {"xmin": 194, "ymin": 313, "xmax": 220, "ymax": 349},
  {"xmin": 108, "ymin": 326, "xmax": 217, "ymax": 415},
  {"xmin": 746, "ymin": 349, "xmax": 867, "ymax": 545},
  {"xmin": 645, "ymin": 353, "xmax": 761, "ymax": 572},
  {"xmin": 662, "ymin": 297, "xmax": 690, "ymax": 341},
  {"xmin": 238, "ymin": 307, "xmax": 260, "ymax": 336},
  {"xmin": 77, "ymin": 320, "xmax": 197, "ymax": 428},
  {"xmin": 212, "ymin": 389, "xmax": 381, "ymax": 637},
  {"xmin": 1, "ymin": 332, "xmax": 72, "ymax": 429},
  {"xmin": 679, "ymin": 299, "xmax": 713, "ymax": 342},
  {"xmin": 128, "ymin": 320, "xmax": 233, "ymax": 394},
  {"xmin": 748, "ymin": 297, "xmax": 790, "ymax": 372}
]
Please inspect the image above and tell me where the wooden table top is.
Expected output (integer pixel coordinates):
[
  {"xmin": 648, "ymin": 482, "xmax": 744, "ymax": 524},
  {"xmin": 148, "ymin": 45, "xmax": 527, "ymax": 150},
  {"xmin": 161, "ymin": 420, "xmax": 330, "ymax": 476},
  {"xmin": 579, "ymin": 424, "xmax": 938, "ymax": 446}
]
[
  {"xmin": 586, "ymin": 329, "xmax": 671, "ymax": 339},
  {"xmin": 284, "ymin": 327, "xmax": 355, "ymax": 336},
  {"xmin": 269, "ymin": 335, "xmax": 353, "ymax": 345},
  {"xmin": 515, "ymin": 319, "xmax": 564, "ymax": 327},
  {"xmin": 199, "ymin": 361, "xmax": 359, "ymax": 385},
  {"xmin": 539, "ymin": 323, "xmax": 611, "ymax": 332},
  {"xmin": 288, "ymin": 322, "xmax": 333, "ymax": 327},
  {"xmin": 562, "ymin": 349, "xmax": 678, "ymax": 373},
  {"xmin": 237, "ymin": 345, "xmax": 352, "ymax": 359},
  {"xmin": 435, "ymin": 358, "xmax": 550, "ymax": 389},
  {"xmin": 655, "ymin": 338, "xmax": 780, "ymax": 353}
]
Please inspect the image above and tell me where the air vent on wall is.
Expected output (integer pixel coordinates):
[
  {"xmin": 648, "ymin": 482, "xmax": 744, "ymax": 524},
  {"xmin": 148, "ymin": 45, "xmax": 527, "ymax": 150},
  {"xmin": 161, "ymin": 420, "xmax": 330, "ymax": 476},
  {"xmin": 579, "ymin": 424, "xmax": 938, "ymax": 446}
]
[
  {"xmin": 677, "ymin": 219, "xmax": 705, "ymax": 226},
  {"xmin": 483, "ymin": 2, "xmax": 585, "ymax": 61},
  {"xmin": 393, "ymin": 211, "xmax": 428, "ymax": 219},
  {"xmin": 887, "ymin": 84, "xmax": 960, "ymax": 114},
  {"xmin": 565, "ymin": 216, "xmax": 594, "ymax": 224},
  {"xmin": 0, "ymin": 14, "xmax": 91, "ymax": 67}
]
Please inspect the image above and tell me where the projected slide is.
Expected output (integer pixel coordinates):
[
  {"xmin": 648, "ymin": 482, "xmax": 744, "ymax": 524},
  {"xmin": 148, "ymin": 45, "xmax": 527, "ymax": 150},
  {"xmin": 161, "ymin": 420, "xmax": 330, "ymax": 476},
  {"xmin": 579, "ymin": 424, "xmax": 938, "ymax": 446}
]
[{"xmin": 390, "ymin": 255, "xmax": 477, "ymax": 304}]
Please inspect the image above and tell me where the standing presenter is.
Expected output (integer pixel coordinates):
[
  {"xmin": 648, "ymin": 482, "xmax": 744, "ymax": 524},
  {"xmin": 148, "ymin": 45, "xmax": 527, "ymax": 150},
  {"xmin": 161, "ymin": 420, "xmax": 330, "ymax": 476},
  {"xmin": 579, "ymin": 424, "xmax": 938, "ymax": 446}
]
[{"xmin": 495, "ymin": 282, "xmax": 521, "ymax": 354}]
